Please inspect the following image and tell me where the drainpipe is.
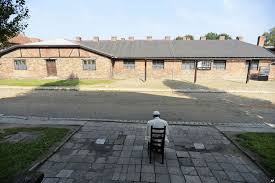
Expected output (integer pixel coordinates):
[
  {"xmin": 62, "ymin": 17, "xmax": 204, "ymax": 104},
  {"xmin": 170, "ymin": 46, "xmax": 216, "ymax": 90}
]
[
  {"xmin": 110, "ymin": 58, "xmax": 115, "ymax": 79},
  {"xmin": 172, "ymin": 60, "xmax": 174, "ymax": 80},
  {"xmin": 194, "ymin": 60, "xmax": 198, "ymax": 83},
  {"xmin": 246, "ymin": 60, "xmax": 251, "ymax": 84},
  {"xmin": 144, "ymin": 59, "xmax": 147, "ymax": 81}
]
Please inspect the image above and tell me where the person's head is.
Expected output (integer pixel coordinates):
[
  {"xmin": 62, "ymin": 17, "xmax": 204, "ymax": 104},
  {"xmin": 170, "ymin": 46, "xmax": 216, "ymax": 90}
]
[{"xmin": 153, "ymin": 111, "xmax": 160, "ymax": 118}]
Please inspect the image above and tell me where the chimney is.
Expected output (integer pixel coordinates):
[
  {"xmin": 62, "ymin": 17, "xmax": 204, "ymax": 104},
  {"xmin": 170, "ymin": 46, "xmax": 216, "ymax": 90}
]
[
  {"xmin": 93, "ymin": 36, "xmax": 99, "ymax": 42},
  {"xmin": 75, "ymin": 36, "xmax": 82, "ymax": 41},
  {"xmin": 146, "ymin": 36, "xmax": 152, "ymax": 41},
  {"xmin": 111, "ymin": 36, "xmax": 117, "ymax": 41},
  {"xmin": 219, "ymin": 35, "xmax": 225, "ymax": 40},
  {"xmin": 128, "ymin": 36, "xmax": 134, "ymax": 41},
  {"xmin": 257, "ymin": 36, "xmax": 265, "ymax": 47},
  {"xmin": 236, "ymin": 36, "xmax": 244, "ymax": 42},
  {"xmin": 164, "ymin": 36, "xmax": 171, "ymax": 40},
  {"xmin": 200, "ymin": 36, "xmax": 206, "ymax": 40}
]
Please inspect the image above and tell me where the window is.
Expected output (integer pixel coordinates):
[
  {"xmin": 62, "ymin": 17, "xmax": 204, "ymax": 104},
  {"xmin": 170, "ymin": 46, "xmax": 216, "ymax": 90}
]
[
  {"xmin": 251, "ymin": 60, "xmax": 259, "ymax": 70},
  {"xmin": 245, "ymin": 60, "xmax": 259, "ymax": 70},
  {"xmin": 213, "ymin": 60, "xmax": 226, "ymax": 70},
  {"xmin": 82, "ymin": 59, "xmax": 96, "ymax": 70},
  {"xmin": 182, "ymin": 61, "xmax": 195, "ymax": 70},
  {"xmin": 197, "ymin": 60, "xmax": 211, "ymax": 70},
  {"xmin": 14, "ymin": 59, "xmax": 27, "ymax": 70},
  {"xmin": 123, "ymin": 60, "xmax": 135, "ymax": 69},
  {"xmin": 152, "ymin": 60, "xmax": 164, "ymax": 69}
]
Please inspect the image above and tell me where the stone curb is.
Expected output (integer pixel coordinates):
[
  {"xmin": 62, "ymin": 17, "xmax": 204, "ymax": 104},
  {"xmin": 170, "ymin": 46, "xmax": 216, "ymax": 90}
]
[
  {"xmin": 0, "ymin": 114, "xmax": 271, "ymax": 128},
  {"xmin": 1, "ymin": 85, "xmax": 275, "ymax": 93},
  {"xmin": 29, "ymin": 125, "xmax": 82, "ymax": 171}
]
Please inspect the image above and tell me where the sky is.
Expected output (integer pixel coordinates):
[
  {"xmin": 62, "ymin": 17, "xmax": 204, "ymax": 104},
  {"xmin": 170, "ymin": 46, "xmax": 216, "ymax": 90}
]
[{"xmin": 25, "ymin": 0, "xmax": 275, "ymax": 44}]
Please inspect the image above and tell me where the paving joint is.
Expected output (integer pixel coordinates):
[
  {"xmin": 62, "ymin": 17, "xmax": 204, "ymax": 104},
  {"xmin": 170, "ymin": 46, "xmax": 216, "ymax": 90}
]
[
  {"xmin": 216, "ymin": 128, "xmax": 273, "ymax": 179},
  {"xmin": 29, "ymin": 125, "xmax": 82, "ymax": 171}
]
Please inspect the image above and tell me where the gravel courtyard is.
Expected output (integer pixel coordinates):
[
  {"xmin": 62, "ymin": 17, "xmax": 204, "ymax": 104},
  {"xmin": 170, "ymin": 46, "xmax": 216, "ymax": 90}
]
[{"xmin": 39, "ymin": 122, "xmax": 269, "ymax": 183}]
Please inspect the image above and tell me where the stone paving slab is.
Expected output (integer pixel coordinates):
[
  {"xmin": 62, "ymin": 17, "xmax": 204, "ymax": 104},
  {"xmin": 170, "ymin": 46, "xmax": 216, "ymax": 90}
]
[{"xmin": 38, "ymin": 122, "xmax": 269, "ymax": 183}]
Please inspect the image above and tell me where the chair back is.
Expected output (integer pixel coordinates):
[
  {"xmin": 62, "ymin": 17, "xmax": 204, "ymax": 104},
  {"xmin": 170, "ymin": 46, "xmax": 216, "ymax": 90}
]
[{"xmin": 150, "ymin": 126, "xmax": 166, "ymax": 148}]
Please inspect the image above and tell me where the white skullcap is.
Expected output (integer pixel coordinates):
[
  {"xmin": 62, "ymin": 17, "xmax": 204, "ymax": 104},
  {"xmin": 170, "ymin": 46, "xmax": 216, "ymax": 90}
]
[{"xmin": 153, "ymin": 111, "xmax": 160, "ymax": 115}]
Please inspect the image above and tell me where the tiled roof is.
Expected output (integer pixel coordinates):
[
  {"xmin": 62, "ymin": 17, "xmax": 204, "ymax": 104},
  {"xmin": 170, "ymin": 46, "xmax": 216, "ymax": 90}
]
[
  {"xmin": 77, "ymin": 40, "xmax": 275, "ymax": 59},
  {"xmin": 1, "ymin": 39, "xmax": 275, "ymax": 59},
  {"xmin": 8, "ymin": 33, "xmax": 41, "ymax": 44}
]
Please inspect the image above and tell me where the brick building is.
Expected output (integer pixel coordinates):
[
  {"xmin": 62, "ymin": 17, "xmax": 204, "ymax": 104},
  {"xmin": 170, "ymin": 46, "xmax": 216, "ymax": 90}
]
[{"xmin": 0, "ymin": 36, "xmax": 274, "ymax": 82}]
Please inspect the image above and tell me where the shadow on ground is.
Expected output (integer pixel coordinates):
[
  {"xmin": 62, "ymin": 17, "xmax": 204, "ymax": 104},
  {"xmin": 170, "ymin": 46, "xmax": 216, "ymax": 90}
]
[
  {"xmin": 41, "ymin": 78, "xmax": 80, "ymax": 87},
  {"xmin": 0, "ymin": 79, "xmax": 274, "ymax": 124}
]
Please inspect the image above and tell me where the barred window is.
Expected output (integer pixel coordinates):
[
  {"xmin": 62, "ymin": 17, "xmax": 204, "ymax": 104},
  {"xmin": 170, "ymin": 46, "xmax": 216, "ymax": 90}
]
[
  {"xmin": 182, "ymin": 61, "xmax": 195, "ymax": 70},
  {"xmin": 83, "ymin": 59, "xmax": 96, "ymax": 70},
  {"xmin": 123, "ymin": 60, "xmax": 135, "ymax": 69},
  {"xmin": 14, "ymin": 59, "xmax": 27, "ymax": 70},
  {"xmin": 197, "ymin": 60, "xmax": 211, "ymax": 70},
  {"xmin": 213, "ymin": 60, "xmax": 226, "ymax": 70},
  {"xmin": 152, "ymin": 60, "xmax": 164, "ymax": 69}
]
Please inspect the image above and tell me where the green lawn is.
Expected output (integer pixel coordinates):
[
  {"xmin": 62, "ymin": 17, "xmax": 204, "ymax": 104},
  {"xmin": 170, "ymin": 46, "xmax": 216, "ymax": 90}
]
[
  {"xmin": 0, "ymin": 127, "xmax": 70, "ymax": 180},
  {"xmin": 0, "ymin": 79, "xmax": 113, "ymax": 86},
  {"xmin": 236, "ymin": 132, "xmax": 275, "ymax": 175}
]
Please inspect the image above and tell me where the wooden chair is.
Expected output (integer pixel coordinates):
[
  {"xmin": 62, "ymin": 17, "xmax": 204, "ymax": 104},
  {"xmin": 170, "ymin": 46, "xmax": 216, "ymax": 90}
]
[{"xmin": 148, "ymin": 126, "xmax": 166, "ymax": 164}]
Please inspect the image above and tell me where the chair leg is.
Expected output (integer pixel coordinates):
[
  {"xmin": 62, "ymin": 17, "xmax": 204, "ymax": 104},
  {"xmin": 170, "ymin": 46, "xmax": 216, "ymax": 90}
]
[
  {"xmin": 161, "ymin": 151, "xmax": 164, "ymax": 164},
  {"xmin": 149, "ymin": 145, "xmax": 151, "ymax": 164}
]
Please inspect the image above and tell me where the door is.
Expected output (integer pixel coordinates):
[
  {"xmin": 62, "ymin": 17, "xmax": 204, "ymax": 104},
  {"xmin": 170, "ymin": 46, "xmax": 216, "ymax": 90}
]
[{"xmin": 46, "ymin": 59, "xmax": 57, "ymax": 76}]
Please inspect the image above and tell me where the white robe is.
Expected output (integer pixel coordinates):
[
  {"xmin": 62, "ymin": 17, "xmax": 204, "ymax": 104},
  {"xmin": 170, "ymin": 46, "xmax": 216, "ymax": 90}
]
[{"xmin": 145, "ymin": 117, "xmax": 169, "ymax": 144}]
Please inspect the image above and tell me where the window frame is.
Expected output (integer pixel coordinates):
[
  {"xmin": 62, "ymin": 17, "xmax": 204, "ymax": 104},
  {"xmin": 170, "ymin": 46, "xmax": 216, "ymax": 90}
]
[
  {"xmin": 14, "ymin": 59, "xmax": 27, "ymax": 70},
  {"xmin": 245, "ymin": 60, "xmax": 259, "ymax": 70},
  {"xmin": 213, "ymin": 60, "xmax": 226, "ymax": 70},
  {"xmin": 82, "ymin": 59, "xmax": 96, "ymax": 71},
  {"xmin": 152, "ymin": 60, "xmax": 164, "ymax": 70},
  {"xmin": 181, "ymin": 61, "xmax": 195, "ymax": 70},
  {"xmin": 123, "ymin": 60, "xmax": 135, "ymax": 69},
  {"xmin": 197, "ymin": 60, "xmax": 211, "ymax": 70}
]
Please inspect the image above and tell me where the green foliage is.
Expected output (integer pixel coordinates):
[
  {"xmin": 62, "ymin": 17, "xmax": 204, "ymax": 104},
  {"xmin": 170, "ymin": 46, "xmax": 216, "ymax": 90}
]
[
  {"xmin": 205, "ymin": 32, "xmax": 219, "ymax": 40},
  {"xmin": 262, "ymin": 27, "xmax": 275, "ymax": 46},
  {"xmin": 175, "ymin": 36, "xmax": 184, "ymax": 40},
  {"xmin": 205, "ymin": 32, "xmax": 232, "ymax": 40},
  {"xmin": 185, "ymin": 34, "xmax": 194, "ymax": 40},
  {"xmin": 175, "ymin": 35, "xmax": 194, "ymax": 40},
  {"xmin": 236, "ymin": 132, "xmax": 275, "ymax": 175},
  {"xmin": 0, "ymin": 0, "xmax": 29, "ymax": 47},
  {"xmin": 0, "ymin": 79, "xmax": 114, "ymax": 86},
  {"xmin": 0, "ymin": 127, "xmax": 70, "ymax": 179},
  {"xmin": 218, "ymin": 33, "xmax": 232, "ymax": 40}
]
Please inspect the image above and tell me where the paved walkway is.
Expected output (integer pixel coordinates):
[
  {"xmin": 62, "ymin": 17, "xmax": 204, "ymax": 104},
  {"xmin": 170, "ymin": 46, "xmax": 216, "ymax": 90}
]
[{"xmin": 38, "ymin": 122, "xmax": 269, "ymax": 183}]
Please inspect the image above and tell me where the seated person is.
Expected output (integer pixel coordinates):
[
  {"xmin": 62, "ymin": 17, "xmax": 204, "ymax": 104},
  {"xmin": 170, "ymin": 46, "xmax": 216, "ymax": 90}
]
[{"xmin": 145, "ymin": 111, "xmax": 169, "ymax": 144}]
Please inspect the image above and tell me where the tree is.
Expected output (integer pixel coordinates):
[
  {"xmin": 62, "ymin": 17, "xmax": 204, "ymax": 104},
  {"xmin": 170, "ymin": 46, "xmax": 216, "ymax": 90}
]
[
  {"xmin": 205, "ymin": 32, "xmax": 219, "ymax": 40},
  {"xmin": 262, "ymin": 27, "xmax": 275, "ymax": 46},
  {"xmin": 205, "ymin": 32, "xmax": 232, "ymax": 40},
  {"xmin": 184, "ymin": 34, "xmax": 194, "ymax": 40},
  {"xmin": 175, "ymin": 34, "xmax": 194, "ymax": 40},
  {"xmin": 218, "ymin": 33, "xmax": 232, "ymax": 40},
  {"xmin": 0, "ymin": 0, "xmax": 29, "ymax": 47}
]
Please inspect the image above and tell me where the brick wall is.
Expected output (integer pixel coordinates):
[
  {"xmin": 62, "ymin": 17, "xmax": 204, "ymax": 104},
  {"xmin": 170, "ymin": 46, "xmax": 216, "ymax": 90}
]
[
  {"xmin": 113, "ymin": 59, "xmax": 274, "ymax": 81},
  {"xmin": 113, "ymin": 60, "xmax": 145, "ymax": 80},
  {"xmin": 0, "ymin": 48, "xmax": 274, "ymax": 81},
  {"xmin": 0, "ymin": 48, "xmax": 112, "ymax": 79}
]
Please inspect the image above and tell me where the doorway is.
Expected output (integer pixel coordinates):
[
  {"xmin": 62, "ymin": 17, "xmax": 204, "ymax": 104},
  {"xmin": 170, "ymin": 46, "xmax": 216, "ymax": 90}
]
[{"xmin": 46, "ymin": 59, "xmax": 57, "ymax": 76}]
